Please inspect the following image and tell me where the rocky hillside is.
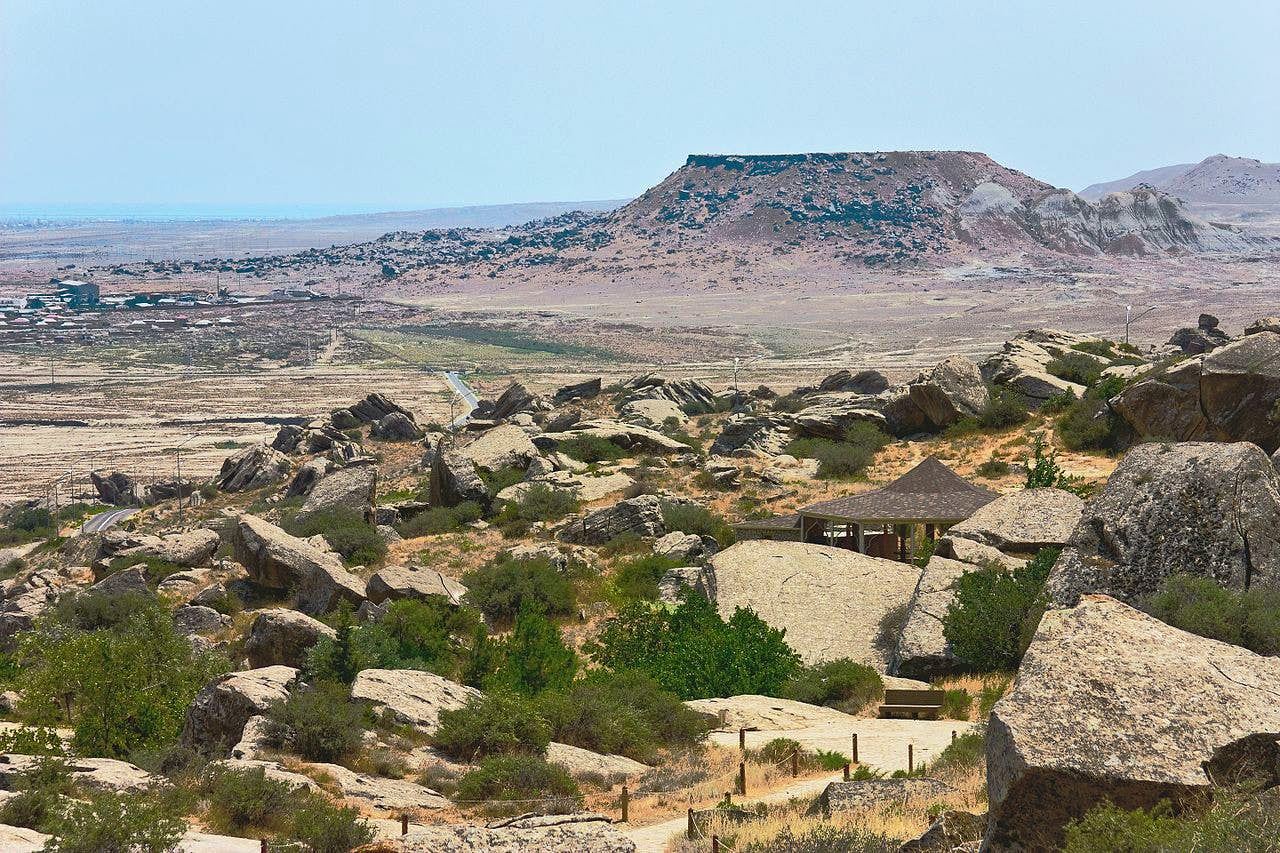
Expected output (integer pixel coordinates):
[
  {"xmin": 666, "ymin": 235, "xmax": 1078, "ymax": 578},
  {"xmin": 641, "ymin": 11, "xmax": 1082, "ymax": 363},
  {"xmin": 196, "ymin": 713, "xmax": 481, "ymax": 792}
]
[{"xmin": 1081, "ymin": 154, "xmax": 1280, "ymax": 204}]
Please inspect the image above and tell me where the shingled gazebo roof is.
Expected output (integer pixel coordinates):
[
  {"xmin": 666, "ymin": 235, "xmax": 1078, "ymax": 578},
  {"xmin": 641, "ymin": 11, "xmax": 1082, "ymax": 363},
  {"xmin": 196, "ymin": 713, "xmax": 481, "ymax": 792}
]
[{"xmin": 797, "ymin": 456, "xmax": 998, "ymax": 524}]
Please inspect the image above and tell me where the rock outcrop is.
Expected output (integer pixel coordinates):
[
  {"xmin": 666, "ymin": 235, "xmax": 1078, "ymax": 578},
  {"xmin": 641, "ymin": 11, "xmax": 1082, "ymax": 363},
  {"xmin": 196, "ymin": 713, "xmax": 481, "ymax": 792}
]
[
  {"xmin": 559, "ymin": 495, "xmax": 668, "ymax": 545},
  {"xmin": 623, "ymin": 375, "xmax": 718, "ymax": 413},
  {"xmin": 349, "ymin": 669, "xmax": 480, "ymax": 734},
  {"xmin": 944, "ymin": 488, "xmax": 1082, "ymax": 554},
  {"xmin": 308, "ymin": 761, "xmax": 448, "ymax": 812},
  {"xmin": 980, "ymin": 329, "xmax": 1105, "ymax": 405},
  {"xmin": 293, "ymin": 559, "xmax": 366, "ymax": 616},
  {"xmin": 619, "ymin": 398, "xmax": 686, "ymax": 430},
  {"xmin": 366, "ymin": 566, "xmax": 466, "ymax": 606},
  {"xmin": 371, "ymin": 411, "xmax": 424, "ymax": 441},
  {"xmin": 291, "ymin": 463, "xmax": 377, "ymax": 525},
  {"xmin": 1047, "ymin": 442, "xmax": 1280, "ymax": 607},
  {"xmin": 216, "ymin": 444, "xmax": 292, "ymax": 492},
  {"xmin": 244, "ymin": 609, "xmax": 336, "ymax": 668},
  {"xmin": 891, "ymin": 555, "xmax": 971, "ymax": 679},
  {"xmin": 709, "ymin": 413, "xmax": 794, "ymax": 457},
  {"xmin": 816, "ymin": 369, "xmax": 890, "ymax": 395},
  {"xmin": 380, "ymin": 813, "xmax": 635, "ymax": 853},
  {"xmin": 822, "ymin": 777, "xmax": 954, "ymax": 814},
  {"xmin": 181, "ymin": 665, "xmax": 298, "ymax": 755},
  {"xmin": 545, "ymin": 742, "xmax": 650, "ymax": 778},
  {"xmin": 90, "ymin": 471, "xmax": 138, "ymax": 506},
  {"xmin": 98, "ymin": 528, "xmax": 221, "ymax": 569},
  {"xmin": 702, "ymin": 541, "xmax": 922, "ymax": 669},
  {"xmin": 552, "ymin": 377, "xmax": 602, "ymax": 404},
  {"xmin": 462, "ymin": 424, "xmax": 540, "ymax": 472},
  {"xmin": 1168, "ymin": 313, "xmax": 1231, "ymax": 354},
  {"xmin": 430, "ymin": 449, "xmax": 491, "ymax": 510},
  {"xmin": 985, "ymin": 595, "xmax": 1280, "ymax": 851},
  {"xmin": 231, "ymin": 514, "xmax": 348, "ymax": 591}
]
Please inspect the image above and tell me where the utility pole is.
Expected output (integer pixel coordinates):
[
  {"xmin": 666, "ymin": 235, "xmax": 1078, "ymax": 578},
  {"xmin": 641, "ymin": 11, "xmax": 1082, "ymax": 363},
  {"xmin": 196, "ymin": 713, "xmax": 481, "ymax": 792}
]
[
  {"xmin": 175, "ymin": 433, "xmax": 198, "ymax": 522},
  {"xmin": 1125, "ymin": 304, "xmax": 1157, "ymax": 346}
]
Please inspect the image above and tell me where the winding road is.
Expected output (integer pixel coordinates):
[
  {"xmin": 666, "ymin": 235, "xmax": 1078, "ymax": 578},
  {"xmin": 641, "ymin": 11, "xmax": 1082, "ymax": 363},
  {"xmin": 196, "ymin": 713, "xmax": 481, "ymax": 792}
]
[
  {"xmin": 443, "ymin": 370, "xmax": 479, "ymax": 428},
  {"xmin": 81, "ymin": 507, "xmax": 137, "ymax": 534}
]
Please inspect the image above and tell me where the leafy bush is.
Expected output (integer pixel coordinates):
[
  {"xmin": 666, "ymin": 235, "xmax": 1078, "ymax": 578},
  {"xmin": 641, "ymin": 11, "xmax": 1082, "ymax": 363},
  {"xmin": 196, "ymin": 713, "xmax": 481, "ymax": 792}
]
[
  {"xmin": 781, "ymin": 659, "xmax": 883, "ymax": 713},
  {"xmin": 285, "ymin": 794, "xmax": 375, "ymax": 853},
  {"xmin": 286, "ymin": 507, "xmax": 386, "ymax": 567},
  {"xmin": 740, "ymin": 825, "xmax": 901, "ymax": 853},
  {"xmin": 558, "ymin": 435, "xmax": 627, "ymax": 463},
  {"xmin": 202, "ymin": 764, "xmax": 297, "ymax": 833},
  {"xmin": 0, "ymin": 725, "xmax": 67, "ymax": 756},
  {"xmin": 106, "ymin": 554, "xmax": 183, "ymax": 583},
  {"xmin": 493, "ymin": 484, "xmax": 580, "ymax": 537},
  {"xmin": 537, "ymin": 670, "xmax": 710, "ymax": 763},
  {"xmin": 589, "ymin": 588, "xmax": 801, "ymax": 699},
  {"xmin": 978, "ymin": 386, "xmax": 1030, "ymax": 430},
  {"xmin": 454, "ymin": 755, "xmax": 582, "ymax": 816},
  {"xmin": 480, "ymin": 465, "xmax": 525, "ymax": 496},
  {"xmin": 613, "ymin": 553, "xmax": 683, "ymax": 601},
  {"xmin": 17, "ymin": 599, "xmax": 228, "ymax": 758},
  {"xmin": 397, "ymin": 501, "xmax": 484, "ymax": 537},
  {"xmin": 462, "ymin": 557, "xmax": 576, "ymax": 623},
  {"xmin": 1046, "ymin": 352, "xmax": 1104, "ymax": 387},
  {"xmin": 1055, "ymin": 374, "xmax": 1130, "ymax": 452},
  {"xmin": 0, "ymin": 756, "xmax": 72, "ymax": 831},
  {"xmin": 942, "ymin": 548, "xmax": 1059, "ymax": 672},
  {"xmin": 481, "ymin": 605, "xmax": 578, "ymax": 696},
  {"xmin": 927, "ymin": 725, "xmax": 985, "ymax": 777},
  {"xmin": 434, "ymin": 691, "xmax": 552, "ymax": 760},
  {"xmin": 40, "ymin": 789, "xmax": 186, "ymax": 853},
  {"xmin": 940, "ymin": 688, "xmax": 972, "ymax": 721},
  {"xmin": 262, "ymin": 681, "xmax": 369, "ymax": 762},
  {"xmin": 1024, "ymin": 435, "xmax": 1086, "ymax": 494},
  {"xmin": 787, "ymin": 422, "xmax": 889, "ymax": 479},
  {"xmin": 660, "ymin": 502, "xmax": 734, "ymax": 548},
  {"xmin": 51, "ymin": 589, "xmax": 160, "ymax": 632},
  {"xmin": 1063, "ymin": 791, "xmax": 1280, "ymax": 853},
  {"xmin": 1143, "ymin": 574, "xmax": 1280, "ymax": 655},
  {"xmin": 976, "ymin": 458, "xmax": 1011, "ymax": 478}
]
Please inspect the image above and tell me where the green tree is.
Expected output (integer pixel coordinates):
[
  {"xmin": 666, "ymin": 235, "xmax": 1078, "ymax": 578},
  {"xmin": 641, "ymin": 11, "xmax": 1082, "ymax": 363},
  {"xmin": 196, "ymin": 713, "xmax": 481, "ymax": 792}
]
[
  {"xmin": 462, "ymin": 557, "xmax": 576, "ymax": 623},
  {"xmin": 16, "ymin": 600, "xmax": 227, "ymax": 758},
  {"xmin": 589, "ymin": 588, "xmax": 800, "ymax": 699},
  {"xmin": 41, "ymin": 789, "xmax": 185, "ymax": 853},
  {"xmin": 942, "ymin": 548, "xmax": 1059, "ymax": 672},
  {"xmin": 434, "ymin": 691, "xmax": 552, "ymax": 760},
  {"xmin": 484, "ymin": 605, "xmax": 577, "ymax": 696}
]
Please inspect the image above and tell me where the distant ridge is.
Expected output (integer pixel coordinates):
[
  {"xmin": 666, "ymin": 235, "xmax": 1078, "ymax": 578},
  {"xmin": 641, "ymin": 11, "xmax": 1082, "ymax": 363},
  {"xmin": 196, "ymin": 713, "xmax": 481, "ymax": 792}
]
[{"xmin": 1080, "ymin": 155, "xmax": 1280, "ymax": 204}]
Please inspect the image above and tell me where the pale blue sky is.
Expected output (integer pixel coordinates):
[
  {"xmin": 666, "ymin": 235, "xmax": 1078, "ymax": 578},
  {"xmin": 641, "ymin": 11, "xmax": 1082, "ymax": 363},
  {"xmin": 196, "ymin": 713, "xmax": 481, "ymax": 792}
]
[{"xmin": 2, "ymin": 0, "xmax": 1277, "ymax": 213}]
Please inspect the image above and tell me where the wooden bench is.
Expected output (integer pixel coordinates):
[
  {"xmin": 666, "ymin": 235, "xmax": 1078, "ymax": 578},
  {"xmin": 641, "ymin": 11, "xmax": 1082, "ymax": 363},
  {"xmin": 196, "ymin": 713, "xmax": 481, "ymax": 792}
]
[{"xmin": 878, "ymin": 688, "xmax": 945, "ymax": 720}]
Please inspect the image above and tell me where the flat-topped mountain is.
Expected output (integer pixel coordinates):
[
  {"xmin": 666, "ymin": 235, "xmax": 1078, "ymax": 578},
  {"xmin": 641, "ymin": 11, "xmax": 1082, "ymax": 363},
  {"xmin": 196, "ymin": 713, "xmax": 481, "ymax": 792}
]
[{"xmin": 1081, "ymin": 154, "xmax": 1280, "ymax": 204}]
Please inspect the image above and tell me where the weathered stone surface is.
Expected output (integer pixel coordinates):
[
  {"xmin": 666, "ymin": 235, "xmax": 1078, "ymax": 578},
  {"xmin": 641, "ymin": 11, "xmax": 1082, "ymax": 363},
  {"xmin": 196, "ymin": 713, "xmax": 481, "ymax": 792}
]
[
  {"xmin": 292, "ymin": 464, "xmax": 377, "ymax": 526},
  {"xmin": 231, "ymin": 514, "xmax": 348, "ymax": 591},
  {"xmin": 349, "ymin": 392, "xmax": 413, "ymax": 424},
  {"xmin": 903, "ymin": 357, "xmax": 989, "ymax": 431},
  {"xmin": 1046, "ymin": 442, "xmax": 1280, "ymax": 607},
  {"xmin": 99, "ymin": 528, "xmax": 221, "ymax": 569},
  {"xmin": 816, "ymin": 369, "xmax": 890, "ymax": 395},
  {"xmin": 1114, "ymin": 333, "xmax": 1280, "ymax": 452},
  {"xmin": 559, "ymin": 495, "xmax": 667, "ymax": 545},
  {"xmin": 181, "ymin": 666, "xmax": 298, "ymax": 755},
  {"xmin": 173, "ymin": 605, "xmax": 230, "ymax": 636},
  {"xmin": 545, "ymin": 742, "xmax": 650, "ymax": 778},
  {"xmin": 945, "ymin": 488, "xmax": 1083, "ymax": 554},
  {"xmin": 293, "ymin": 559, "xmax": 366, "ymax": 616},
  {"xmin": 0, "ymin": 824, "xmax": 45, "ymax": 852},
  {"xmin": 623, "ymin": 375, "xmax": 718, "ymax": 413},
  {"xmin": 538, "ymin": 420, "xmax": 691, "ymax": 454},
  {"xmin": 430, "ymin": 449, "xmax": 491, "ymax": 510},
  {"xmin": 704, "ymin": 541, "xmax": 922, "ymax": 669},
  {"xmin": 684, "ymin": 695, "xmax": 857, "ymax": 730},
  {"xmin": 1169, "ymin": 313, "xmax": 1230, "ymax": 354},
  {"xmin": 657, "ymin": 566, "xmax": 708, "ymax": 603},
  {"xmin": 230, "ymin": 715, "xmax": 271, "ymax": 760},
  {"xmin": 653, "ymin": 531, "xmax": 707, "ymax": 563},
  {"xmin": 88, "ymin": 566, "xmax": 150, "ymax": 596},
  {"xmin": 207, "ymin": 758, "xmax": 319, "ymax": 792},
  {"xmin": 284, "ymin": 457, "xmax": 334, "ymax": 499},
  {"xmin": 0, "ymin": 566, "xmax": 85, "ymax": 646},
  {"xmin": 1246, "ymin": 316, "xmax": 1280, "ymax": 336},
  {"xmin": 244, "ymin": 609, "xmax": 336, "ymax": 668},
  {"xmin": 709, "ymin": 413, "xmax": 794, "ymax": 457},
  {"xmin": 382, "ymin": 813, "xmax": 635, "ymax": 853},
  {"xmin": 980, "ymin": 329, "xmax": 1102, "ymax": 405},
  {"xmin": 619, "ymin": 398, "xmax": 686, "ymax": 429},
  {"xmin": 552, "ymin": 377, "xmax": 602, "ymax": 404},
  {"xmin": 497, "ymin": 469, "xmax": 636, "ymax": 504},
  {"xmin": 891, "ymin": 556, "xmax": 970, "ymax": 679},
  {"xmin": 985, "ymin": 595, "xmax": 1280, "ymax": 851},
  {"xmin": 462, "ymin": 424, "xmax": 540, "ymax": 472},
  {"xmin": 793, "ymin": 393, "xmax": 890, "ymax": 439},
  {"xmin": 372, "ymin": 411, "xmax": 424, "ymax": 441},
  {"xmin": 308, "ymin": 761, "xmax": 448, "ymax": 812},
  {"xmin": 823, "ymin": 777, "xmax": 954, "ymax": 813},
  {"xmin": 349, "ymin": 669, "xmax": 480, "ymax": 734},
  {"xmin": 366, "ymin": 565, "xmax": 467, "ymax": 606},
  {"xmin": 216, "ymin": 444, "xmax": 291, "ymax": 492},
  {"xmin": 936, "ymin": 536, "xmax": 1025, "ymax": 571},
  {"xmin": 899, "ymin": 810, "xmax": 986, "ymax": 852},
  {"xmin": 0, "ymin": 754, "xmax": 154, "ymax": 792},
  {"xmin": 90, "ymin": 471, "xmax": 138, "ymax": 506}
]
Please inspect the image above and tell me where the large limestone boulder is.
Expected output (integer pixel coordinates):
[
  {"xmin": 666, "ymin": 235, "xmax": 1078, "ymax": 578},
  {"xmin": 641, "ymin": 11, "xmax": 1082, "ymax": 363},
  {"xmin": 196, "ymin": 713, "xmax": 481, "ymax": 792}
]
[
  {"xmin": 559, "ymin": 495, "xmax": 667, "ymax": 545},
  {"xmin": 552, "ymin": 377, "xmax": 602, "ymax": 404},
  {"xmin": 430, "ymin": 449, "xmax": 491, "ymax": 510},
  {"xmin": 545, "ymin": 742, "xmax": 649, "ymax": 778},
  {"xmin": 231, "ymin": 514, "xmax": 347, "ymax": 590},
  {"xmin": 284, "ymin": 457, "xmax": 334, "ymax": 499},
  {"xmin": 815, "ymin": 369, "xmax": 890, "ymax": 395},
  {"xmin": 1047, "ymin": 442, "xmax": 1280, "ymax": 607},
  {"xmin": 497, "ymin": 469, "xmax": 635, "ymax": 505},
  {"xmin": 291, "ymin": 463, "xmax": 377, "ymax": 525},
  {"xmin": 684, "ymin": 695, "xmax": 858, "ymax": 730},
  {"xmin": 216, "ymin": 444, "xmax": 291, "ymax": 492},
  {"xmin": 90, "ymin": 471, "xmax": 137, "ymax": 506},
  {"xmin": 293, "ymin": 560, "xmax": 366, "ymax": 616},
  {"xmin": 462, "ymin": 423, "xmax": 540, "ymax": 472},
  {"xmin": 383, "ymin": 814, "xmax": 636, "ymax": 853},
  {"xmin": 619, "ymin": 398, "xmax": 686, "ymax": 430},
  {"xmin": 98, "ymin": 528, "xmax": 221, "ymax": 569},
  {"xmin": 244, "ymin": 609, "xmax": 336, "ymax": 668},
  {"xmin": 371, "ymin": 411, "xmax": 423, "ymax": 441},
  {"xmin": 891, "ymin": 555, "xmax": 971, "ymax": 679},
  {"xmin": 623, "ymin": 375, "xmax": 718, "ymax": 413},
  {"xmin": 307, "ymin": 761, "xmax": 448, "ymax": 812},
  {"xmin": 793, "ymin": 393, "xmax": 890, "ymax": 439},
  {"xmin": 702, "ymin": 541, "xmax": 922, "ymax": 669},
  {"xmin": 980, "ymin": 329, "xmax": 1101, "ymax": 406},
  {"xmin": 181, "ymin": 666, "xmax": 298, "ymax": 755},
  {"xmin": 0, "ymin": 755, "xmax": 154, "ymax": 792},
  {"xmin": 985, "ymin": 595, "xmax": 1280, "ymax": 851},
  {"xmin": 709, "ymin": 413, "xmax": 795, "ymax": 457},
  {"xmin": 822, "ymin": 777, "xmax": 954, "ymax": 814},
  {"xmin": 366, "ymin": 566, "xmax": 466, "ymax": 606},
  {"xmin": 349, "ymin": 669, "xmax": 480, "ymax": 735},
  {"xmin": 538, "ymin": 420, "xmax": 691, "ymax": 454},
  {"xmin": 347, "ymin": 392, "xmax": 414, "ymax": 424},
  {"xmin": 944, "ymin": 488, "xmax": 1082, "ymax": 554},
  {"xmin": 1114, "ymin": 333, "xmax": 1280, "ymax": 452},
  {"xmin": 902, "ymin": 356, "xmax": 989, "ymax": 431}
]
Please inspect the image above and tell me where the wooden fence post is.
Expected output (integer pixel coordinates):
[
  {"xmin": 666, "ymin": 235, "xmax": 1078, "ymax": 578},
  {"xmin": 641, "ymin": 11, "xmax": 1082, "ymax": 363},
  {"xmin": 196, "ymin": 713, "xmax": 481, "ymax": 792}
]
[
  {"xmin": 260, "ymin": 841, "xmax": 268, "ymax": 853},
  {"xmin": 843, "ymin": 762, "xmax": 850, "ymax": 781},
  {"xmin": 712, "ymin": 835, "xmax": 720, "ymax": 853},
  {"xmin": 621, "ymin": 785, "xmax": 629, "ymax": 823},
  {"xmin": 739, "ymin": 727, "xmax": 746, "ymax": 752},
  {"xmin": 738, "ymin": 761, "xmax": 747, "ymax": 796},
  {"xmin": 791, "ymin": 751, "xmax": 799, "ymax": 777},
  {"xmin": 952, "ymin": 730, "xmax": 957, "ymax": 743},
  {"xmin": 851, "ymin": 732, "xmax": 859, "ymax": 764},
  {"xmin": 401, "ymin": 814, "xmax": 408, "ymax": 835},
  {"xmin": 908, "ymin": 743, "xmax": 914, "ymax": 773},
  {"xmin": 687, "ymin": 807, "xmax": 695, "ymax": 840}
]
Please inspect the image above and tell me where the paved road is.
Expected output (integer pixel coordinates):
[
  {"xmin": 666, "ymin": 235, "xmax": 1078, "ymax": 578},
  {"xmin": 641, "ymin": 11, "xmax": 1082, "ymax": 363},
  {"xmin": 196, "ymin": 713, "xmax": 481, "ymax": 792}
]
[
  {"xmin": 443, "ymin": 370, "xmax": 480, "ymax": 428},
  {"xmin": 81, "ymin": 506, "xmax": 137, "ymax": 534}
]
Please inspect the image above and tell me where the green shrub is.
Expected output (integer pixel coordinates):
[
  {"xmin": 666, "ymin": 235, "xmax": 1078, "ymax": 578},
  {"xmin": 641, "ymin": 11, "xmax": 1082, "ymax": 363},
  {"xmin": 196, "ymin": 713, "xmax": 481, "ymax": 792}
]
[
  {"xmin": 0, "ymin": 725, "xmax": 67, "ymax": 756},
  {"xmin": 0, "ymin": 756, "xmax": 72, "ymax": 831},
  {"xmin": 1062, "ymin": 791, "xmax": 1280, "ymax": 853},
  {"xmin": 51, "ymin": 590, "xmax": 160, "ymax": 632},
  {"xmin": 434, "ymin": 691, "xmax": 552, "ymax": 760},
  {"xmin": 927, "ymin": 726, "xmax": 985, "ymax": 777},
  {"xmin": 286, "ymin": 507, "xmax": 386, "ymax": 567},
  {"xmin": 940, "ymin": 688, "xmax": 972, "ymax": 721},
  {"xmin": 976, "ymin": 458, "xmax": 1011, "ymax": 478},
  {"xmin": 1024, "ymin": 435, "xmax": 1086, "ymax": 494},
  {"xmin": 454, "ymin": 755, "xmax": 581, "ymax": 816},
  {"xmin": 482, "ymin": 605, "xmax": 578, "ymax": 696},
  {"xmin": 1041, "ymin": 389, "xmax": 1078, "ymax": 414},
  {"xmin": 787, "ymin": 422, "xmax": 889, "ymax": 479},
  {"xmin": 397, "ymin": 501, "xmax": 484, "ymax": 537},
  {"xmin": 481, "ymin": 465, "xmax": 525, "ymax": 496},
  {"xmin": 1143, "ymin": 574, "xmax": 1280, "ymax": 655},
  {"xmin": 660, "ymin": 502, "xmax": 734, "ymax": 548},
  {"xmin": 781, "ymin": 659, "xmax": 884, "ymax": 713},
  {"xmin": 740, "ymin": 825, "xmax": 901, "ymax": 853},
  {"xmin": 105, "ymin": 554, "xmax": 184, "ymax": 583},
  {"xmin": 285, "ymin": 794, "xmax": 375, "ymax": 853},
  {"xmin": 1071, "ymin": 340, "xmax": 1117, "ymax": 359},
  {"xmin": 40, "ymin": 789, "xmax": 186, "ymax": 853},
  {"xmin": 589, "ymin": 588, "xmax": 801, "ymax": 699},
  {"xmin": 462, "ymin": 557, "xmax": 576, "ymax": 623},
  {"xmin": 494, "ymin": 484, "xmax": 580, "ymax": 537},
  {"xmin": 202, "ymin": 764, "xmax": 297, "ymax": 833},
  {"xmin": 537, "ymin": 670, "xmax": 710, "ymax": 763},
  {"xmin": 942, "ymin": 548, "xmax": 1059, "ymax": 672},
  {"xmin": 978, "ymin": 386, "xmax": 1030, "ymax": 430},
  {"xmin": 613, "ymin": 553, "xmax": 683, "ymax": 601},
  {"xmin": 1046, "ymin": 352, "xmax": 1104, "ymax": 387},
  {"xmin": 262, "ymin": 681, "xmax": 369, "ymax": 762},
  {"xmin": 16, "ymin": 599, "xmax": 228, "ymax": 758},
  {"xmin": 558, "ymin": 435, "xmax": 627, "ymax": 463}
]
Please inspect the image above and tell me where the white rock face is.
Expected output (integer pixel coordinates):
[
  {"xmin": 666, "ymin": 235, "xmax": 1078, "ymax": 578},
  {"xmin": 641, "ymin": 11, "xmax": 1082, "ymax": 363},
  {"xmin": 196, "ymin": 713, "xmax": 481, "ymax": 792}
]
[
  {"xmin": 684, "ymin": 695, "xmax": 859, "ymax": 731},
  {"xmin": 891, "ymin": 555, "xmax": 971, "ymax": 679},
  {"xmin": 244, "ymin": 609, "xmax": 336, "ymax": 668},
  {"xmin": 704, "ymin": 541, "xmax": 922, "ymax": 670},
  {"xmin": 349, "ymin": 669, "xmax": 480, "ymax": 734},
  {"xmin": 945, "ymin": 488, "xmax": 1082, "ymax": 554},
  {"xmin": 463, "ymin": 423, "xmax": 541, "ymax": 472},
  {"xmin": 0, "ymin": 754, "xmax": 154, "ymax": 792},
  {"xmin": 231, "ymin": 514, "xmax": 347, "ymax": 590},
  {"xmin": 308, "ymin": 761, "xmax": 449, "ymax": 812},
  {"xmin": 292, "ymin": 464, "xmax": 377, "ymax": 525},
  {"xmin": 366, "ymin": 565, "xmax": 467, "ymax": 605},
  {"xmin": 386, "ymin": 813, "xmax": 636, "ymax": 853},
  {"xmin": 208, "ymin": 758, "xmax": 320, "ymax": 791},
  {"xmin": 986, "ymin": 595, "xmax": 1280, "ymax": 850},
  {"xmin": 619, "ymin": 398, "xmax": 687, "ymax": 429},
  {"xmin": 545, "ymin": 742, "xmax": 650, "ymax": 778},
  {"xmin": 181, "ymin": 665, "xmax": 298, "ymax": 755}
]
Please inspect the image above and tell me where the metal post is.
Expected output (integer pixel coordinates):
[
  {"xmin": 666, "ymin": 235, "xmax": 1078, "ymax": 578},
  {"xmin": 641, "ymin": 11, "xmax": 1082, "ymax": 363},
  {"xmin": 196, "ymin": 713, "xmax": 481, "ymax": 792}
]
[
  {"xmin": 851, "ymin": 733, "xmax": 858, "ymax": 764},
  {"xmin": 687, "ymin": 808, "xmax": 694, "ymax": 840},
  {"xmin": 621, "ymin": 785, "xmax": 629, "ymax": 823},
  {"xmin": 738, "ymin": 761, "xmax": 746, "ymax": 796}
]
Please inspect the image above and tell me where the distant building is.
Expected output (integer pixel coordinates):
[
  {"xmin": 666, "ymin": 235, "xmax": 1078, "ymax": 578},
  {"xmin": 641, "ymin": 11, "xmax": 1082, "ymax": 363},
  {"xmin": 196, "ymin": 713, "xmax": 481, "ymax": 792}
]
[{"xmin": 56, "ymin": 279, "xmax": 100, "ymax": 306}]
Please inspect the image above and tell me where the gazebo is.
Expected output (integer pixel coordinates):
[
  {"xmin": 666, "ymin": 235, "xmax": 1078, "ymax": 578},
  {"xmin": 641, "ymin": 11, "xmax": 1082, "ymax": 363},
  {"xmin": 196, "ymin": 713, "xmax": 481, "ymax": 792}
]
[{"xmin": 733, "ymin": 456, "xmax": 998, "ymax": 562}]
